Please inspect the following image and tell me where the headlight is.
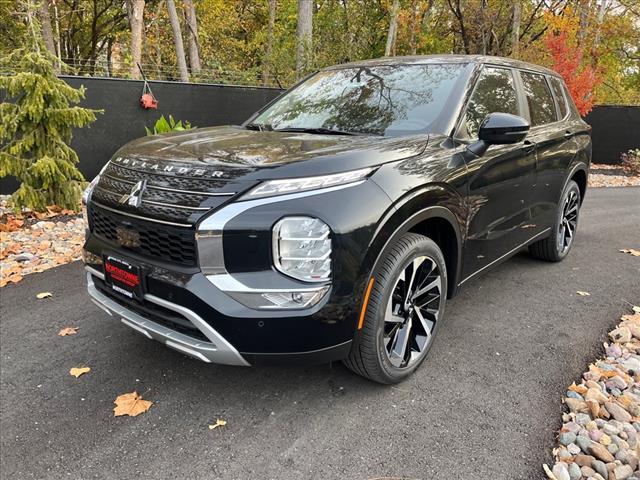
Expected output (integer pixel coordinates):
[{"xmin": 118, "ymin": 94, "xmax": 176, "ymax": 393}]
[
  {"xmin": 273, "ymin": 216, "xmax": 331, "ymax": 282},
  {"xmin": 242, "ymin": 167, "xmax": 374, "ymax": 200},
  {"xmin": 82, "ymin": 174, "xmax": 101, "ymax": 206}
]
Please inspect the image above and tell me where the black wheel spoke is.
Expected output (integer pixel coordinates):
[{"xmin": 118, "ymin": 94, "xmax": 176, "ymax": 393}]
[{"xmin": 383, "ymin": 254, "xmax": 442, "ymax": 369}]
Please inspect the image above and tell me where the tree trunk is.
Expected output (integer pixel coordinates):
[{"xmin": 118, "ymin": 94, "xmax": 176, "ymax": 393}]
[
  {"xmin": 296, "ymin": 0, "xmax": 313, "ymax": 78},
  {"xmin": 592, "ymin": 0, "xmax": 608, "ymax": 55},
  {"xmin": 183, "ymin": 0, "xmax": 200, "ymax": 74},
  {"xmin": 511, "ymin": 0, "xmax": 521, "ymax": 57},
  {"xmin": 263, "ymin": 0, "xmax": 277, "ymax": 86},
  {"xmin": 126, "ymin": 0, "xmax": 145, "ymax": 79},
  {"xmin": 385, "ymin": 0, "xmax": 400, "ymax": 56},
  {"xmin": 37, "ymin": 0, "xmax": 58, "ymax": 70},
  {"xmin": 577, "ymin": 0, "xmax": 591, "ymax": 46},
  {"xmin": 166, "ymin": 0, "xmax": 189, "ymax": 82},
  {"xmin": 409, "ymin": 0, "xmax": 418, "ymax": 55}
]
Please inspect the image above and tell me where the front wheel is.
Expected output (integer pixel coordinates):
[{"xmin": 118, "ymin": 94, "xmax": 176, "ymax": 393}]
[
  {"xmin": 529, "ymin": 179, "xmax": 581, "ymax": 262},
  {"xmin": 344, "ymin": 233, "xmax": 447, "ymax": 384}
]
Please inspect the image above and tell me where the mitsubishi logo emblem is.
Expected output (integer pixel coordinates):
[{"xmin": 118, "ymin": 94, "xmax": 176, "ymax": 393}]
[{"xmin": 119, "ymin": 180, "xmax": 146, "ymax": 208}]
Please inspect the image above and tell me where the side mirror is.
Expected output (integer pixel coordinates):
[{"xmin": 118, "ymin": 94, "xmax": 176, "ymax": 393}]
[{"xmin": 467, "ymin": 112, "xmax": 530, "ymax": 156}]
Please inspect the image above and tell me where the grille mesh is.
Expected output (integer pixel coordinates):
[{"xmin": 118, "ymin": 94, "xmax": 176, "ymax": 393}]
[{"xmin": 89, "ymin": 205, "xmax": 197, "ymax": 266}]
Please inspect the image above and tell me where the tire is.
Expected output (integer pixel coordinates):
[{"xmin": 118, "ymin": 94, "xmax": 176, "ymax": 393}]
[
  {"xmin": 344, "ymin": 233, "xmax": 448, "ymax": 384},
  {"xmin": 529, "ymin": 179, "xmax": 581, "ymax": 262}
]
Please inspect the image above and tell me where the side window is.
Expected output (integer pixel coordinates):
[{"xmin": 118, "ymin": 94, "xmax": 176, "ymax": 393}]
[
  {"xmin": 549, "ymin": 76, "xmax": 568, "ymax": 119},
  {"xmin": 521, "ymin": 72, "xmax": 557, "ymax": 126},
  {"xmin": 465, "ymin": 67, "xmax": 519, "ymax": 138}
]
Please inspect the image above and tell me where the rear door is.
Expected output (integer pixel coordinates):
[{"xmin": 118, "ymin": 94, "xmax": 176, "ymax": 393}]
[
  {"xmin": 517, "ymin": 71, "xmax": 578, "ymax": 230},
  {"xmin": 459, "ymin": 65, "xmax": 538, "ymax": 279}
]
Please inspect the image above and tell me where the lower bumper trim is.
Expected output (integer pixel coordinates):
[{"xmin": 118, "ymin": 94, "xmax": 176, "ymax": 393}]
[{"xmin": 86, "ymin": 270, "xmax": 250, "ymax": 366}]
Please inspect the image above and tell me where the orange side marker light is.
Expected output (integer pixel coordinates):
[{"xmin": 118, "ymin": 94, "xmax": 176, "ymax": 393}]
[{"xmin": 358, "ymin": 277, "xmax": 375, "ymax": 330}]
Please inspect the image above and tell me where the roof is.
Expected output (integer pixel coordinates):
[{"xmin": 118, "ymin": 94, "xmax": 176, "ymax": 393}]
[{"xmin": 323, "ymin": 54, "xmax": 560, "ymax": 77}]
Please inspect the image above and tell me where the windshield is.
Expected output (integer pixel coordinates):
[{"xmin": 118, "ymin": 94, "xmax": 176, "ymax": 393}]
[{"xmin": 251, "ymin": 64, "xmax": 465, "ymax": 136}]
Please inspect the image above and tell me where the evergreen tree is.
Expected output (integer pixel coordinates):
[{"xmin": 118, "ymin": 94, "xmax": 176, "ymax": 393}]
[{"xmin": 0, "ymin": 2, "xmax": 99, "ymax": 213}]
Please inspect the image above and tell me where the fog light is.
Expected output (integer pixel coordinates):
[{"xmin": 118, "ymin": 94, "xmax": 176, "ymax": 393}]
[{"xmin": 227, "ymin": 286, "xmax": 330, "ymax": 310}]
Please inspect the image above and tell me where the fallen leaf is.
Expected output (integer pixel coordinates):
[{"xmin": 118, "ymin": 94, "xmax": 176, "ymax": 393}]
[
  {"xmin": 576, "ymin": 291, "xmax": 591, "ymax": 296},
  {"xmin": 58, "ymin": 327, "xmax": 79, "ymax": 336},
  {"xmin": 113, "ymin": 391, "xmax": 153, "ymax": 417},
  {"xmin": 208, "ymin": 419, "xmax": 227, "ymax": 430},
  {"xmin": 620, "ymin": 248, "xmax": 640, "ymax": 257},
  {"xmin": 542, "ymin": 463, "xmax": 557, "ymax": 480},
  {"xmin": 36, "ymin": 292, "xmax": 52, "ymax": 299},
  {"xmin": 633, "ymin": 306, "xmax": 640, "ymax": 314},
  {"xmin": 69, "ymin": 367, "xmax": 90, "ymax": 378},
  {"xmin": 8, "ymin": 274, "xmax": 23, "ymax": 284}
]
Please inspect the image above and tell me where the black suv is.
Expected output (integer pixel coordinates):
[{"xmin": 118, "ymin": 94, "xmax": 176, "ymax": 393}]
[{"xmin": 83, "ymin": 55, "xmax": 591, "ymax": 383}]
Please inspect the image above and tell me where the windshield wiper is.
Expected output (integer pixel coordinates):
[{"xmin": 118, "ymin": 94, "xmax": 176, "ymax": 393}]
[
  {"xmin": 245, "ymin": 123, "xmax": 273, "ymax": 131},
  {"xmin": 272, "ymin": 127, "xmax": 361, "ymax": 136}
]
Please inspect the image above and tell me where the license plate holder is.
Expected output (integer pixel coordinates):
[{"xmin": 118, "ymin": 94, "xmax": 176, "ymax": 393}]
[{"xmin": 103, "ymin": 254, "xmax": 145, "ymax": 300}]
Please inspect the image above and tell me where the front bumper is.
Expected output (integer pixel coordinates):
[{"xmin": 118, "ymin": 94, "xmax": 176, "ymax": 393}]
[{"xmin": 86, "ymin": 268, "xmax": 250, "ymax": 366}]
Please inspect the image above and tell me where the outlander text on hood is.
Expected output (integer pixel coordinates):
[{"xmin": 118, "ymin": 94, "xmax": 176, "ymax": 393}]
[{"xmin": 83, "ymin": 55, "xmax": 591, "ymax": 384}]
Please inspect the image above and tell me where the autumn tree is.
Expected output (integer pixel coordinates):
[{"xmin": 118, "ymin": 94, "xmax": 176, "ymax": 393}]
[
  {"xmin": 0, "ymin": 4, "xmax": 99, "ymax": 212},
  {"xmin": 544, "ymin": 29, "xmax": 600, "ymax": 115}
]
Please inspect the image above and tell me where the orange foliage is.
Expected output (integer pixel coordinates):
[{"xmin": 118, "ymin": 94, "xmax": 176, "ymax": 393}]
[{"xmin": 543, "ymin": 30, "xmax": 601, "ymax": 116}]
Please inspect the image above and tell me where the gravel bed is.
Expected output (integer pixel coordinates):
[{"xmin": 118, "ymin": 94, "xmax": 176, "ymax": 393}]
[
  {"xmin": 544, "ymin": 307, "xmax": 640, "ymax": 480},
  {"xmin": 0, "ymin": 196, "xmax": 84, "ymax": 287},
  {"xmin": 589, "ymin": 164, "xmax": 640, "ymax": 188}
]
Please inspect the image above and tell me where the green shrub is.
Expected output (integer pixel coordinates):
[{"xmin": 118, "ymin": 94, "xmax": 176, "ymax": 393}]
[
  {"xmin": 621, "ymin": 149, "xmax": 640, "ymax": 176},
  {"xmin": 0, "ymin": 7, "xmax": 99, "ymax": 213},
  {"xmin": 145, "ymin": 115, "xmax": 194, "ymax": 135}
]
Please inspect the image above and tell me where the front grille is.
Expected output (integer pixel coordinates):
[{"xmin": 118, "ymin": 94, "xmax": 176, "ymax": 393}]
[
  {"xmin": 89, "ymin": 205, "xmax": 197, "ymax": 266},
  {"xmin": 94, "ymin": 162, "xmax": 236, "ymax": 225},
  {"xmin": 94, "ymin": 279, "xmax": 209, "ymax": 342}
]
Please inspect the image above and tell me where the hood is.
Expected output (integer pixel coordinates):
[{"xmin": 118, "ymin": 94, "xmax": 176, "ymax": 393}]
[
  {"xmin": 115, "ymin": 125, "xmax": 428, "ymax": 181},
  {"xmin": 91, "ymin": 126, "xmax": 429, "ymax": 227}
]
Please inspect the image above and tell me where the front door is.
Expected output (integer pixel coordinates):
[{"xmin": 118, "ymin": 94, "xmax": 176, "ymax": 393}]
[{"xmin": 458, "ymin": 65, "xmax": 538, "ymax": 279}]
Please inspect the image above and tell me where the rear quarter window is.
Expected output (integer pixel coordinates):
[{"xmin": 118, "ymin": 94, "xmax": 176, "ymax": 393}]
[
  {"xmin": 548, "ymin": 76, "xmax": 569, "ymax": 119},
  {"xmin": 520, "ymin": 71, "xmax": 558, "ymax": 126}
]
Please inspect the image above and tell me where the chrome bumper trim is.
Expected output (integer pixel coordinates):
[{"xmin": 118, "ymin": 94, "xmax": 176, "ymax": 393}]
[{"xmin": 85, "ymin": 269, "xmax": 250, "ymax": 366}]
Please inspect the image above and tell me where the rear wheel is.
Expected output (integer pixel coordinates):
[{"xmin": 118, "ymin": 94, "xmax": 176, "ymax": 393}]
[
  {"xmin": 344, "ymin": 233, "xmax": 447, "ymax": 384},
  {"xmin": 529, "ymin": 179, "xmax": 581, "ymax": 262}
]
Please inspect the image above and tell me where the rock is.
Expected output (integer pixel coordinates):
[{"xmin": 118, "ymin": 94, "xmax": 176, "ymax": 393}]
[
  {"xmin": 606, "ymin": 344, "xmax": 623, "ymax": 357},
  {"xmin": 604, "ymin": 423, "xmax": 621, "ymax": 436},
  {"xmin": 552, "ymin": 462, "xmax": 571, "ymax": 480},
  {"xmin": 614, "ymin": 464, "xmax": 634, "ymax": 480},
  {"xmin": 577, "ymin": 436, "xmax": 593, "ymax": 453},
  {"xmin": 577, "ymin": 413, "xmax": 593, "ymax": 425},
  {"xmin": 587, "ymin": 387, "xmax": 610, "ymax": 404},
  {"xmin": 574, "ymin": 454, "xmax": 597, "ymax": 467},
  {"xmin": 560, "ymin": 431, "xmax": 577, "ymax": 446},
  {"xmin": 607, "ymin": 376, "xmax": 628, "ymax": 390},
  {"xmin": 607, "ymin": 443, "xmax": 619, "ymax": 455},
  {"xmin": 587, "ymin": 399, "xmax": 601, "ymax": 417},
  {"xmin": 617, "ymin": 450, "xmax": 639, "ymax": 470},
  {"xmin": 564, "ymin": 422, "xmax": 581, "ymax": 434},
  {"xmin": 14, "ymin": 253, "xmax": 34, "ymax": 262},
  {"xmin": 568, "ymin": 462, "xmax": 581, "ymax": 480},
  {"xmin": 605, "ymin": 402, "xmax": 632, "ymax": 423},
  {"xmin": 628, "ymin": 402, "xmax": 640, "ymax": 417},
  {"xmin": 590, "ymin": 429, "xmax": 604, "ymax": 442},
  {"xmin": 621, "ymin": 357, "xmax": 640, "ymax": 372},
  {"xmin": 591, "ymin": 459, "xmax": 609, "ymax": 479},
  {"xmin": 609, "ymin": 327, "xmax": 632, "ymax": 343},
  {"xmin": 590, "ymin": 442, "xmax": 615, "ymax": 462},
  {"xmin": 600, "ymin": 434, "xmax": 612, "ymax": 445},
  {"xmin": 568, "ymin": 443, "xmax": 582, "ymax": 455},
  {"xmin": 567, "ymin": 398, "xmax": 590, "ymax": 414},
  {"xmin": 633, "ymin": 422, "xmax": 640, "ymax": 432},
  {"xmin": 567, "ymin": 390, "xmax": 584, "ymax": 400}
]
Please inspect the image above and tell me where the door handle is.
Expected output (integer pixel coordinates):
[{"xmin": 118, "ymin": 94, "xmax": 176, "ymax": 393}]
[{"xmin": 521, "ymin": 140, "xmax": 535, "ymax": 154}]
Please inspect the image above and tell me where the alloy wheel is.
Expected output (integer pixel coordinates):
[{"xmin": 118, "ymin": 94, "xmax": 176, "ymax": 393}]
[
  {"xmin": 383, "ymin": 255, "xmax": 443, "ymax": 369},
  {"xmin": 558, "ymin": 189, "xmax": 579, "ymax": 255}
]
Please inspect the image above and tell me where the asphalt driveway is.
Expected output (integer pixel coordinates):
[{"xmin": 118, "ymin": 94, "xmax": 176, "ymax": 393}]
[{"xmin": 1, "ymin": 187, "xmax": 639, "ymax": 480}]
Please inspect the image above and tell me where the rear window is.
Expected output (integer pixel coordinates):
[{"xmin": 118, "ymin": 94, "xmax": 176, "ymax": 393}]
[
  {"xmin": 520, "ymin": 72, "xmax": 557, "ymax": 126},
  {"xmin": 548, "ymin": 76, "xmax": 568, "ymax": 119}
]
